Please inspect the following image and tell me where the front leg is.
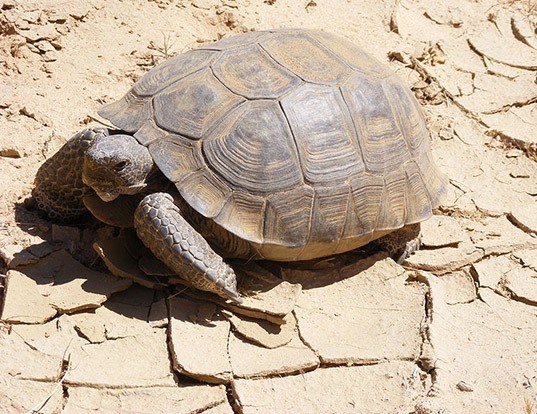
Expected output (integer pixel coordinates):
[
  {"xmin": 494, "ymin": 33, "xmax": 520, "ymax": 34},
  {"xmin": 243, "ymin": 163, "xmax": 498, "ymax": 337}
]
[
  {"xmin": 32, "ymin": 128, "xmax": 108, "ymax": 223},
  {"xmin": 134, "ymin": 192, "xmax": 242, "ymax": 303}
]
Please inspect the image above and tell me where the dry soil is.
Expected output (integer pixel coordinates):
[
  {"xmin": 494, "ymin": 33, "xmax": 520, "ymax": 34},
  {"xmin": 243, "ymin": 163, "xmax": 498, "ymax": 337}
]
[{"xmin": 0, "ymin": 0, "xmax": 536, "ymax": 413}]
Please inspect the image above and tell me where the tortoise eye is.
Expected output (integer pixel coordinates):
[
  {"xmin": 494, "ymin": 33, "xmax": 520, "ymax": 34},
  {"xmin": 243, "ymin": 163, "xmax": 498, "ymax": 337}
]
[{"xmin": 114, "ymin": 160, "xmax": 128, "ymax": 171}]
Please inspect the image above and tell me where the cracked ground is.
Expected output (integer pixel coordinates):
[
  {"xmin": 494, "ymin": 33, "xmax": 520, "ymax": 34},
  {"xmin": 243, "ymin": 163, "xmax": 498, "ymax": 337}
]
[{"xmin": 1, "ymin": 0, "xmax": 536, "ymax": 412}]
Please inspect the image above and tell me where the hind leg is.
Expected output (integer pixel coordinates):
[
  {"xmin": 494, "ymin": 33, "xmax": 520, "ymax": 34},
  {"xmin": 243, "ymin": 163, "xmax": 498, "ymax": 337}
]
[{"xmin": 374, "ymin": 223, "xmax": 421, "ymax": 264}]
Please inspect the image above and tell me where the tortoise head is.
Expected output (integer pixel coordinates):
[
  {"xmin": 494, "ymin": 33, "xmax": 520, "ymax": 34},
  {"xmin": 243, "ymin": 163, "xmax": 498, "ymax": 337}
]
[{"xmin": 83, "ymin": 134, "xmax": 154, "ymax": 202}]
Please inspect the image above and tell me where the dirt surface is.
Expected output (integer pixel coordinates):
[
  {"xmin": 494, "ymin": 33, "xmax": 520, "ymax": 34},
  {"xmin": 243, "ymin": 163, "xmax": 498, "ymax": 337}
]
[{"xmin": 1, "ymin": 0, "xmax": 536, "ymax": 413}]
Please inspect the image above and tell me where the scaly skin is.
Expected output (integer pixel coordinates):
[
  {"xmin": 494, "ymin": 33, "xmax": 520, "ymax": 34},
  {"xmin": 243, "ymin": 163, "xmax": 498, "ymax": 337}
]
[
  {"xmin": 33, "ymin": 128, "xmax": 108, "ymax": 223},
  {"xmin": 374, "ymin": 223, "xmax": 421, "ymax": 264},
  {"xmin": 134, "ymin": 192, "xmax": 241, "ymax": 302}
]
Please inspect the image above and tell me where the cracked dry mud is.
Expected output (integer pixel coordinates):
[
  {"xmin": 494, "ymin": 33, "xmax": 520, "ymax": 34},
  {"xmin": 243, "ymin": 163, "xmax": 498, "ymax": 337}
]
[{"xmin": 0, "ymin": 0, "xmax": 536, "ymax": 413}]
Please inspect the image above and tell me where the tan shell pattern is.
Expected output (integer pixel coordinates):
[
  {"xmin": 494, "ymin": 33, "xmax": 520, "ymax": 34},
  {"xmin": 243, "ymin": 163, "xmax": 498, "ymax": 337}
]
[{"xmin": 99, "ymin": 29, "xmax": 447, "ymax": 261}]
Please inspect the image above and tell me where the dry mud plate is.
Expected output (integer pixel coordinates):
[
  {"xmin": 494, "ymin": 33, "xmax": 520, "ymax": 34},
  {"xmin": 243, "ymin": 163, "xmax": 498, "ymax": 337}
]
[{"xmin": 1, "ymin": 0, "xmax": 537, "ymax": 413}]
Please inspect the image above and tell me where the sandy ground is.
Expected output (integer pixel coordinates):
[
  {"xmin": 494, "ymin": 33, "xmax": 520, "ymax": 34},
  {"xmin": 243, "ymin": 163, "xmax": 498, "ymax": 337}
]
[{"xmin": 1, "ymin": 0, "xmax": 536, "ymax": 413}]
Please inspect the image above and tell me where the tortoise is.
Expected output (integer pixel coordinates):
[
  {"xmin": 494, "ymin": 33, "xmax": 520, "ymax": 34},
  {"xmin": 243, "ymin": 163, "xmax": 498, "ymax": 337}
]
[{"xmin": 33, "ymin": 29, "xmax": 447, "ymax": 303}]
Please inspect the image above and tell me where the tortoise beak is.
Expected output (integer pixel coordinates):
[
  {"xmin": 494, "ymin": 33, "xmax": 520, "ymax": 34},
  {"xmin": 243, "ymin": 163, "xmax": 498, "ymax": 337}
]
[
  {"xmin": 94, "ymin": 188, "xmax": 120, "ymax": 202},
  {"xmin": 82, "ymin": 174, "xmax": 120, "ymax": 202}
]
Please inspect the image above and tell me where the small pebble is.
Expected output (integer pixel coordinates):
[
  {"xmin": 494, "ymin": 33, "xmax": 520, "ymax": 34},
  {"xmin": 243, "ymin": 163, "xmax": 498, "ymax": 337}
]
[{"xmin": 456, "ymin": 380, "xmax": 474, "ymax": 392}]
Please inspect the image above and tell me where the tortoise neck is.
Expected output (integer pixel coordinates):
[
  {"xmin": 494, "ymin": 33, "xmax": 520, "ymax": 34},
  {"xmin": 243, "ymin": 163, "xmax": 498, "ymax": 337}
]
[{"xmin": 143, "ymin": 165, "xmax": 171, "ymax": 195}]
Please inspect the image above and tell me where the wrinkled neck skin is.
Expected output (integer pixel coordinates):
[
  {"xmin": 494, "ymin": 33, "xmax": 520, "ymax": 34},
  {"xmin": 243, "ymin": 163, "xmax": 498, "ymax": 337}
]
[
  {"xmin": 82, "ymin": 134, "xmax": 155, "ymax": 202},
  {"xmin": 139, "ymin": 165, "xmax": 171, "ymax": 195}
]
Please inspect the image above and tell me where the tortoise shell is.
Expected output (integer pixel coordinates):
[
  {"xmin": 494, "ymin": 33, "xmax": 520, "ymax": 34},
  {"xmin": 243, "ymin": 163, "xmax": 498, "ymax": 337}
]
[{"xmin": 99, "ymin": 29, "xmax": 446, "ymax": 261}]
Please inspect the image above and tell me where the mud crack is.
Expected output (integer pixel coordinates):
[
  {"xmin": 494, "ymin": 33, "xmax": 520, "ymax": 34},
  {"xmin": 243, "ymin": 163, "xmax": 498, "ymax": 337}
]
[
  {"xmin": 482, "ymin": 96, "xmax": 537, "ymax": 115},
  {"xmin": 409, "ymin": 56, "xmax": 488, "ymax": 127},
  {"xmin": 467, "ymin": 38, "xmax": 537, "ymax": 71}
]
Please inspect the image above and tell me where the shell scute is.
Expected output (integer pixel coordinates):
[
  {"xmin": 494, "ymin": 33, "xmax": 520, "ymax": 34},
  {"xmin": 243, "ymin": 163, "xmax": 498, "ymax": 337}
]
[
  {"xmin": 153, "ymin": 69, "xmax": 245, "ymax": 139},
  {"xmin": 213, "ymin": 45, "xmax": 301, "ymax": 99}
]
